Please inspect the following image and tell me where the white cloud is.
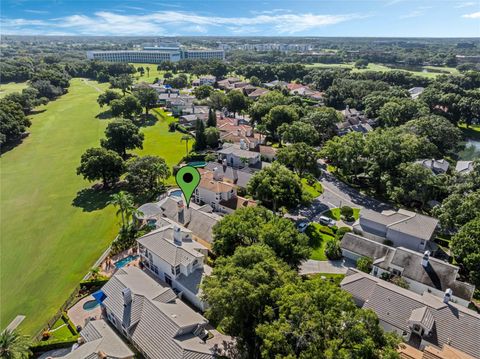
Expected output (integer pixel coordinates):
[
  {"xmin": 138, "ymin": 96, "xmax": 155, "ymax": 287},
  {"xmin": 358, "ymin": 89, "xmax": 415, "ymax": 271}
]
[
  {"xmin": 0, "ymin": 10, "xmax": 364, "ymax": 35},
  {"xmin": 455, "ymin": 2, "xmax": 476, "ymax": 8},
  {"xmin": 24, "ymin": 10, "xmax": 50, "ymax": 14},
  {"xmin": 462, "ymin": 11, "xmax": 480, "ymax": 18},
  {"xmin": 400, "ymin": 10, "xmax": 423, "ymax": 19}
]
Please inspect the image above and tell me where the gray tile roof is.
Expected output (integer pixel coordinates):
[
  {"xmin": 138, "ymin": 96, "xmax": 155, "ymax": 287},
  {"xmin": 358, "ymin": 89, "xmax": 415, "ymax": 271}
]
[
  {"xmin": 360, "ymin": 209, "xmax": 438, "ymax": 241},
  {"xmin": 102, "ymin": 267, "xmax": 220, "ymax": 359},
  {"xmin": 137, "ymin": 225, "xmax": 205, "ymax": 267},
  {"xmin": 341, "ymin": 270, "xmax": 480, "ymax": 358},
  {"xmin": 341, "ymin": 235, "xmax": 474, "ymax": 301},
  {"xmin": 64, "ymin": 320, "xmax": 133, "ymax": 359},
  {"xmin": 217, "ymin": 144, "xmax": 260, "ymax": 159},
  {"xmin": 341, "ymin": 233, "xmax": 394, "ymax": 269},
  {"xmin": 140, "ymin": 197, "xmax": 221, "ymax": 246}
]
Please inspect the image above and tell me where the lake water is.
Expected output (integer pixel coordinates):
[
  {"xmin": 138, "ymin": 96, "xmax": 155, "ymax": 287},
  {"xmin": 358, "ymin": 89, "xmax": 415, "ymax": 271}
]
[{"xmin": 458, "ymin": 139, "xmax": 480, "ymax": 161}]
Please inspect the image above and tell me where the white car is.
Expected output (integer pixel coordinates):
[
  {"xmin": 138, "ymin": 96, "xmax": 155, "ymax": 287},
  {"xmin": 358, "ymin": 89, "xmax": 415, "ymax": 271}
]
[
  {"xmin": 319, "ymin": 216, "xmax": 336, "ymax": 226},
  {"xmin": 297, "ymin": 221, "xmax": 310, "ymax": 233}
]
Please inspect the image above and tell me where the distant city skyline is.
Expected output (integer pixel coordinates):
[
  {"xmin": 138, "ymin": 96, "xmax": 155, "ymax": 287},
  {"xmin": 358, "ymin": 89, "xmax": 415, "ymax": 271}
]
[{"xmin": 1, "ymin": 0, "xmax": 479, "ymax": 38}]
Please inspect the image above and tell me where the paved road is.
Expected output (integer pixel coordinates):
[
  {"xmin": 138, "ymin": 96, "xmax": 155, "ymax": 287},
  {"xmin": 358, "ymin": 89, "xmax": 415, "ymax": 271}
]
[{"xmin": 292, "ymin": 171, "xmax": 392, "ymax": 222}]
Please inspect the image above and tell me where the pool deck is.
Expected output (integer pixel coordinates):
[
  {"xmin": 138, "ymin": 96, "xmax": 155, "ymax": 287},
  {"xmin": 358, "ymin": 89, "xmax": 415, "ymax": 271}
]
[
  {"xmin": 99, "ymin": 248, "xmax": 140, "ymax": 278},
  {"xmin": 67, "ymin": 295, "xmax": 102, "ymax": 330}
]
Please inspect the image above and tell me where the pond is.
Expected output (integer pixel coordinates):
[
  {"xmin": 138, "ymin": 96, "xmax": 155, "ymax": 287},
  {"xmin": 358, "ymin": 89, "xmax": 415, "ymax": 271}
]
[{"xmin": 458, "ymin": 139, "xmax": 480, "ymax": 161}]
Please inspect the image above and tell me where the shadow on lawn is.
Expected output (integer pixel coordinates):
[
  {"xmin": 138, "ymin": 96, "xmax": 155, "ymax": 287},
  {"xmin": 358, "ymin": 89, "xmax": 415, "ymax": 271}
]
[
  {"xmin": 72, "ymin": 186, "xmax": 118, "ymax": 212},
  {"xmin": 136, "ymin": 113, "xmax": 158, "ymax": 128},
  {"xmin": 96, "ymin": 110, "xmax": 113, "ymax": 120}
]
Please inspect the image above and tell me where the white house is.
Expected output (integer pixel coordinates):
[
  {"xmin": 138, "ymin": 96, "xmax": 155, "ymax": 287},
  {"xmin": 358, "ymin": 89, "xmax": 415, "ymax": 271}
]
[
  {"xmin": 99, "ymin": 266, "xmax": 232, "ymax": 359},
  {"xmin": 340, "ymin": 233, "xmax": 475, "ymax": 307},
  {"xmin": 354, "ymin": 208, "xmax": 438, "ymax": 252},
  {"xmin": 137, "ymin": 224, "xmax": 210, "ymax": 311},
  {"xmin": 216, "ymin": 143, "xmax": 261, "ymax": 168},
  {"xmin": 194, "ymin": 168, "xmax": 256, "ymax": 214},
  {"xmin": 341, "ymin": 270, "xmax": 480, "ymax": 358}
]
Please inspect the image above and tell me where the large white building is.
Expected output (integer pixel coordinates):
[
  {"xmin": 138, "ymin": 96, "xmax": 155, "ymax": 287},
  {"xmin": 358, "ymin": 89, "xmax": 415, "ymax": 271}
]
[{"xmin": 86, "ymin": 47, "xmax": 225, "ymax": 63}]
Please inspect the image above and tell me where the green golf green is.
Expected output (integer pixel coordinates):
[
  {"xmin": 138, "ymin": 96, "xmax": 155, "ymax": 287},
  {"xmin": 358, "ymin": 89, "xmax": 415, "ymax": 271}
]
[{"xmin": 0, "ymin": 78, "xmax": 184, "ymax": 335}]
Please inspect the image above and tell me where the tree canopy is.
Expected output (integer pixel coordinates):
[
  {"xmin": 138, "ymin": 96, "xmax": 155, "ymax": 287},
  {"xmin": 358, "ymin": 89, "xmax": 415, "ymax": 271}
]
[
  {"xmin": 100, "ymin": 119, "xmax": 144, "ymax": 158},
  {"xmin": 76, "ymin": 147, "xmax": 125, "ymax": 188},
  {"xmin": 248, "ymin": 163, "xmax": 304, "ymax": 211}
]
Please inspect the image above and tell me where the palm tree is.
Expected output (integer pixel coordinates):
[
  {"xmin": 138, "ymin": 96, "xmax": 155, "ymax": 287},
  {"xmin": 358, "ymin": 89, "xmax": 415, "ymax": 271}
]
[
  {"xmin": 0, "ymin": 329, "xmax": 32, "ymax": 359},
  {"xmin": 181, "ymin": 135, "xmax": 192, "ymax": 157},
  {"xmin": 108, "ymin": 191, "xmax": 138, "ymax": 228},
  {"xmin": 256, "ymin": 123, "xmax": 268, "ymax": 145}
]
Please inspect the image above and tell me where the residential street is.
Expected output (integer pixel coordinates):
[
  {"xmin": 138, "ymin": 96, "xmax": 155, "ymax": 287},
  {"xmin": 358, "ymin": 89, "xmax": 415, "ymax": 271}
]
[{"xmin": 293, "ymin": 171, "xmax": 393, "ymax": 222}]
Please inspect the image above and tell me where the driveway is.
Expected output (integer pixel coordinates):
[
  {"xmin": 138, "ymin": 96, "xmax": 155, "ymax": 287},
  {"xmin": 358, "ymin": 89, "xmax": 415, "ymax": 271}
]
[{"xmin": 299, "ymin": 258, "xmax": 356, "ymax": 275}]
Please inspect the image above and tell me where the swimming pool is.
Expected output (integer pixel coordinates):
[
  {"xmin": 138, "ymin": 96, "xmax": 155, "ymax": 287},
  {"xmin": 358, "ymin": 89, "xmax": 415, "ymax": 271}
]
[
  {"xmin": 114, "ymin": 255, "xmax": 139, "ymax": 269},
  {"xmin": 188, "ymin": 161, "xmax": 206, "ymax": 168},
  {"xmin": 83, "ymin": 300, "xmax": 100, "ymax": 311},
  {"xmin": 169, "ymin": 189, "xmax": 183, "ymax": 197}
]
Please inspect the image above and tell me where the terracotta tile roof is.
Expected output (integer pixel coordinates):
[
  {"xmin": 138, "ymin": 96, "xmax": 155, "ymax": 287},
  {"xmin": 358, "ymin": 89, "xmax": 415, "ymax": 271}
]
[
  {"xmin": 197, "ymin": 170, "xmax": 235, "ymax": 193},
  {"xmin": 219, "ymin": 196, "xmax": 256, "ymax": 210}
]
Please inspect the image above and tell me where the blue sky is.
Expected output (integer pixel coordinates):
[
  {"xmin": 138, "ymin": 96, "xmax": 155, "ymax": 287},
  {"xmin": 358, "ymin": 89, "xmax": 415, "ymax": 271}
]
[{"xmin": 1, "ymin": 0, "xmax": 479, "ymax": 37}]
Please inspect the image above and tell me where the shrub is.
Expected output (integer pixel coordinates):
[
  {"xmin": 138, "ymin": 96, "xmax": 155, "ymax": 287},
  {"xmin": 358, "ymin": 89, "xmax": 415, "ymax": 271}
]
[
  {"xmin": 168, "ymin": 122, "xmax": 176, "ymax": 132},
  {"xmin": 336, "ymin": 227, "xmax": 352, "ymax": 240},
  {"xmin": 325, "ymin": 239, "xmax": 342, "ymax": 260},
  {"xmin": 30, "ymin": 337, "xmax": 79, "ymax": 354},
  {"xmin": 391, "ymin": 276, "xmax": 410, "ymax": 289},
  {"xmin": 357, "ymin": 257, "xmax": 373, "ymax": 273},
  {"xmin": 318, "ymin": 225, "xmax": 334, "ymax": 236},
  {"xmin": 340, "ymin": 206, "xmax": 354, "ymax": 220}
]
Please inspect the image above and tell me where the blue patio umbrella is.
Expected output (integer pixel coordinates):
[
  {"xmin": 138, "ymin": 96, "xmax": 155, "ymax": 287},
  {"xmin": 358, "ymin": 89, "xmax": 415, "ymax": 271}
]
[{"xmin": 92, "ymin": 290, "xmax": 106, "ymax": 303}]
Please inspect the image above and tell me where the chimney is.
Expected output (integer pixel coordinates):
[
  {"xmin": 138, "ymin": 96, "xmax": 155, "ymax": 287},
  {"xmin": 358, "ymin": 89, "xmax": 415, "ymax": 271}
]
[
  {"xmin": 122, "ymin": 288, "xmax": 132, "ymax": 307},
  {"xmin": 213, "ymin": 167, "xmax": 221, "ymax": 181},
  {"xmin": 173, "ymin": 226, "xmax": 183, "ymax": 245},
  {"xmin": 443, "ymin": 288, "xmax": 453, "ymax": 304},
  {"xmin": 421, "ymin": 250, "xmax": 430, "ymax": 267}
]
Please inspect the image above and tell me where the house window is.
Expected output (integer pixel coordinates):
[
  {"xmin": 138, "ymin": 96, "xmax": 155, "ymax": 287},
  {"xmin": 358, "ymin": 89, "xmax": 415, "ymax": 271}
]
[
  {"xmin": 175, "ymin": 265, "xmax": 181, "ymax": 275},
  {"xmin": 392, "ymin": 269, "xmax": 401, "ymax": 276},
  {"xmin": 151, "ymin": 264, "xmax": 159, "ymax": 275},
  {"xmin": 193, "ymin": 259, "xmax": 198, "ymax": 266}
]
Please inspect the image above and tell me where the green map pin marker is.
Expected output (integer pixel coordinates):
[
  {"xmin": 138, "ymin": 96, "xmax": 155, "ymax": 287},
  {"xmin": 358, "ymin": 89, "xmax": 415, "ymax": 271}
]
[{"xmin": 175, "ymin": 166, "xmax": 201, "ymax": 208}]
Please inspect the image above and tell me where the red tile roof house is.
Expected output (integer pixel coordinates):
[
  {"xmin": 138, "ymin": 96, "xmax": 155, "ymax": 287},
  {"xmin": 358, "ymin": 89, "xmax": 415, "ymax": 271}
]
[{"xmin": 217, "ymin": 117, "xmax": 263, "ymax": 150}]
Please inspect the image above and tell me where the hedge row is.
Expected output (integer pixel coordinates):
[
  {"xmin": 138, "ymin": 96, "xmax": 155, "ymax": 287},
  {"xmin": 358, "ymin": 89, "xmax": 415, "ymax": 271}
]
[{"xmin": 31, "ymin": 336, "xmax": 79, "ymax": 353}]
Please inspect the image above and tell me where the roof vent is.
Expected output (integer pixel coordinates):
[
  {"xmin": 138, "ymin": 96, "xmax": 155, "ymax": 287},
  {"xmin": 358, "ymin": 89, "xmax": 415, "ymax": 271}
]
[
  {"xmin": 421, "ymin": 251, "xmax": 430, "ymax": 268},
  {"xmin": 443, "ymin": 288, "xmax": 453, "ymax": 304}
]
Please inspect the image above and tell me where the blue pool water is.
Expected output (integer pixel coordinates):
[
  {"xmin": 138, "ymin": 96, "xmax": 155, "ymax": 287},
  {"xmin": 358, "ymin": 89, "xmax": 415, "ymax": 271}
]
[
  {"xmin": 83, "ymin": 300, "xmax": 100, "ymax": 311},
  {"xmin": 114, "ymin": 255, "xmax": 139, "ymax": 269},
  {"xmin": 188, "ymin": 161, "xmax": 206, "ymax": 168},
  {"xmin": 170, "ymin": 190, "xmax": 183, "ymax": 197}
]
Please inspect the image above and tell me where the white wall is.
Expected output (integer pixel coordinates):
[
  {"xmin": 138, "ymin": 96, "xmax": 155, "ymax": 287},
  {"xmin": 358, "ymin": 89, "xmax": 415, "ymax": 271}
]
[
  {"xmin": 386, "ymin": 228, "xmax": 426, "ymax": 252},
  {"xmin": 359, "ymin": 218, "xmax": 387, "ymax": 236}
]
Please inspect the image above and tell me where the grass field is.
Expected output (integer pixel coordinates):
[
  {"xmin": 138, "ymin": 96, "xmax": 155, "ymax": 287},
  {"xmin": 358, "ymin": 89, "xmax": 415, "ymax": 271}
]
[
  {"xmin": 0, "ymin": 78, "xmax": 185, "ymax": 335},
  {"xmin": 305, "ymin": 62, "xmax": 458, "ymax": 78},
  {"xmin": 131, "ymin": 63, "xmax": 197, "ymax": 84},
  {"xmin": 134, "ymin": 108, "xmax": 187, "ymax": 185},
  {"xmin": 305, "ymin": 223, "xmax": 336, "ymax": 261},
  {"xmin": 0, "ymin": 81, "xmax": 28, "ymax": 98},
  {"xmin": 301, "ymin": 178, "xmax": 323, "ymax": 198}
]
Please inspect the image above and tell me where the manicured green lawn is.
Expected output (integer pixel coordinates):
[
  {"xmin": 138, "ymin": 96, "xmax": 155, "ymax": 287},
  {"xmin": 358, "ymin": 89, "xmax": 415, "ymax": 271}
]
[
  {"xmin": 305, "ymin": 223, "xmax": 336, "ymax": 261},
  {"xmin": 0, "ymin": 82, "xmax": 28, "ymax": 98},
  {"xmin": 134, "ymin": 108, "xmax": 187, "ymax": 185},
  {"xmin": 301, "ymin": 178, "xmax": 323, "ymax": 197},
  {"xmin": 459, "ymin": 124, "xmax": 480, "ymax": 141},
  {"xmin": 130, "ymin": 63, "xmax": 197, "ymax": 84},
  {"xmin": 324, "ymin": 207, "xmax": 360, "ymax": 221},
  {"xmin": 305, "ymin": 62, "xmax": 456, "ymax": 78},
  {"xmin": 0, "ymin": 78, "xmax": 185, "ymax": 335}
]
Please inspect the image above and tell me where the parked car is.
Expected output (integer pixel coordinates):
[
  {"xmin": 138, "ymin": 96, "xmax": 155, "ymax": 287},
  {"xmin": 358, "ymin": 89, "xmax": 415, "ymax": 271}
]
[
  {"xmin": 319, "ymin": 216, "xmax": 336, "ymax": 226},
  {"xmin": 297, "ymin": 221, "xmax": 310, "ymax": 233}
]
